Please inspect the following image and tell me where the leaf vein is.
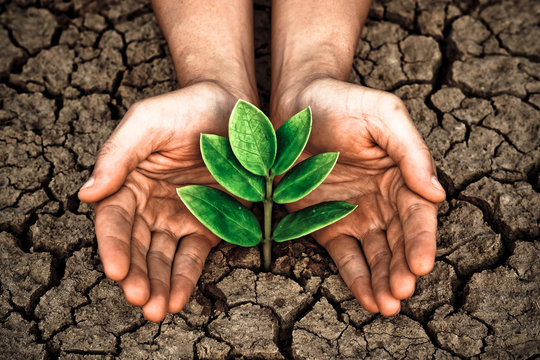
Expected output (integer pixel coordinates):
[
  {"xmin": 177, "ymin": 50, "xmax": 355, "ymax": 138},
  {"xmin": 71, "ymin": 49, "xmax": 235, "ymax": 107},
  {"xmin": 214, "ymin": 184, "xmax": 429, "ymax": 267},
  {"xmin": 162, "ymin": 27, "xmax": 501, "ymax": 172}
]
[
  {"xmin": 239, "ymin": 104, "xmax": 267, "ymax": 172},
  {"xmin": 206, "ymin": 141, "xmax": 264, "ymax": 197},
  {"xmin": 184, "ymin": 191, "xmax": 260, "ymax": 238}
]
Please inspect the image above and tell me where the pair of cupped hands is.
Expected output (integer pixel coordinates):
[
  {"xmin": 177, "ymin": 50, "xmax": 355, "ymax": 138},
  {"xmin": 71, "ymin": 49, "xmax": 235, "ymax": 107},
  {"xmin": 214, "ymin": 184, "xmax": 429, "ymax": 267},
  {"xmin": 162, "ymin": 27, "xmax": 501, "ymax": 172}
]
[{"xmin": 78, "ymin": 78, "xmax": 446, "ymax": 322}]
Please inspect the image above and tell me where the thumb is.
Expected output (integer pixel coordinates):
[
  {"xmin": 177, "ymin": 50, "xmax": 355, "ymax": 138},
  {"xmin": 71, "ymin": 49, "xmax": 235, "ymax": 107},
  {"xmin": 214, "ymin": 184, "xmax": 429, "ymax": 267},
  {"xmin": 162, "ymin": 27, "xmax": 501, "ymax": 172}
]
[
  {"xmin": 392, "ymin": 141, "xmax": 445, "ymax": 204},
  {"xmin": 376, "ymin": 98, "xmax": 446, "ymax": 203},
  {"xmin": 78, "ymin": 112, "xmax": 154, "ymax": 203}
]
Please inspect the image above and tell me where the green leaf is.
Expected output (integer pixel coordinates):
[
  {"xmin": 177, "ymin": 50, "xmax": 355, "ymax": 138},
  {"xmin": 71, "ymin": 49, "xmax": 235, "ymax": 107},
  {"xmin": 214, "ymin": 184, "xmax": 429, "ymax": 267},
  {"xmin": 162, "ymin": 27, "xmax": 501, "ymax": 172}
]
[
  {"xmin": 177, "ymin": 185, "xmax": 262, "ymax": 247},
  {"xmin": 272, "ymin": 107, "xmax": 312, "ymax": 176},
  {"xmin": 273, "ymin": 152, "xmax": 339, "ymax": 204},
  {"xmin": 201, "ymin": 134, "xmax": 265, "ymax": 202},
  {"xmin": 273, "ymin": 201, "xmax": 357, "ymax": 242},
  {"xmin": 229, "ymin": 99, "xmax": 276, "ymax": 176}
]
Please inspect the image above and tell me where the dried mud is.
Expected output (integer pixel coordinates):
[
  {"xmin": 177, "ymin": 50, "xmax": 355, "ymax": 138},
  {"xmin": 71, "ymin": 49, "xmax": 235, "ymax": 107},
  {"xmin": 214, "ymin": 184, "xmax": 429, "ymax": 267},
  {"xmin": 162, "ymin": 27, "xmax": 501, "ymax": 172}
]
[{"xmin": 0, "ymin": 0, "xmax": 539, "ymax": 358}]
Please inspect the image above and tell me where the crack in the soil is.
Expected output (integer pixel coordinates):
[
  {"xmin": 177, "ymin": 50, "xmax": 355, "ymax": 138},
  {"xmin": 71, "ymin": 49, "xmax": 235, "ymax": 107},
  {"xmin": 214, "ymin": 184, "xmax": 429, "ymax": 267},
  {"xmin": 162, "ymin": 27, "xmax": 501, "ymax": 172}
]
[
  {"xmin": 1, "ymin": 1, "xmax": 538, "ymax": 358},
  {"xmin": 276, "ymin": 290, "xmax": 320, "ymax": 359}
]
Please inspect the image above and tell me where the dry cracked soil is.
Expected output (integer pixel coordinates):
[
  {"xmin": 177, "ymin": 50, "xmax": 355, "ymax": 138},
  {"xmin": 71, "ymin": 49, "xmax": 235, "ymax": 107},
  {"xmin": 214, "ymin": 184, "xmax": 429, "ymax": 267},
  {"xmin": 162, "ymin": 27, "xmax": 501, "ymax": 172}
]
[{"xmin": 1, "ymin": 0, "xmax": 539, "ymax": 359}]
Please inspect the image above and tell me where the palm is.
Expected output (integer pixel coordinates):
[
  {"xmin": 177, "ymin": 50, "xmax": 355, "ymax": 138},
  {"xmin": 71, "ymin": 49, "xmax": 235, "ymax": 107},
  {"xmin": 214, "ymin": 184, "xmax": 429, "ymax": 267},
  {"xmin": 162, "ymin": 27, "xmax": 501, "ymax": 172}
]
[
  {"xmin": 287, "ymin": 151, "xmax": 402, "ymax": 245},
  {"xmin": 275, "ymin": 78, "xmax": 444, "ymax": 315},
  {"xmin": 81, "ymin": 82, "xmax": 240, "ymax": 322},
  {"xmin": 120, "ymin": 149, "xmax": 220, "ymax": 267},
  {"xmin": 130, "ymin": 140, "xmax": 221, "ymax": 234}
]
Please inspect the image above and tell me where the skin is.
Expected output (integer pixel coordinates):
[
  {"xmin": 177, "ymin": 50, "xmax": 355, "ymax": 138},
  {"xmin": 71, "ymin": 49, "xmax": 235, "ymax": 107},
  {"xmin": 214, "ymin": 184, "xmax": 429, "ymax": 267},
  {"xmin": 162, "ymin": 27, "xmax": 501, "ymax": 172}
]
[
  {"xmin": 271, "ymin": 0, "xmax": 446, "ymax": 315},
  {"xmin": 79, "ymin": 0, "xmax": 445, "ymax": 322},
  {"xmin": 78, "ymin": 0, "xmax": 258, "ymax": 322}
]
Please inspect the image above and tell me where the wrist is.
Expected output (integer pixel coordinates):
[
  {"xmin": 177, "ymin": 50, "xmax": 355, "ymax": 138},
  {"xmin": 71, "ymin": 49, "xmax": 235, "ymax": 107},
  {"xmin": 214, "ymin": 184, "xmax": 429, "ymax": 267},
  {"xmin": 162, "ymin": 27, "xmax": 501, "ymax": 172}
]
[
  {"xmin": 270, "ymin": 43, "xmax": 355, "ymax": 124},
  {"xmin": 174, "ymin": 51, "xmax": 258, "ymax": 105},
  {"xmin": 182, "ymin": 73, "xmax": 258, "ymax": 107},
  {"xmin": 152, "ymin": 0, "xmax": 258, "ymax": 105},
  {"xmin": 270, "ymin": 0, "xmax": 370, "ymax": 121},
  {"xmin": 272, "ymin": 46, "xmax": 351, "ymax": 94},
  {"xmin": 270, "ymin": 67, "xmax": 342, "ymax": 127}
]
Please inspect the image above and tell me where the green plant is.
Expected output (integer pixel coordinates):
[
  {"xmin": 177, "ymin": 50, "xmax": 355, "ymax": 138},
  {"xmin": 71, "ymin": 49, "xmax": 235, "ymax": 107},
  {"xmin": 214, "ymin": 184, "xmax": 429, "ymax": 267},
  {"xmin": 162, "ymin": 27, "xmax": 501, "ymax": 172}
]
[{"xmin": 177, "ymin": 100, "xmax": 356, "ymax": 271}]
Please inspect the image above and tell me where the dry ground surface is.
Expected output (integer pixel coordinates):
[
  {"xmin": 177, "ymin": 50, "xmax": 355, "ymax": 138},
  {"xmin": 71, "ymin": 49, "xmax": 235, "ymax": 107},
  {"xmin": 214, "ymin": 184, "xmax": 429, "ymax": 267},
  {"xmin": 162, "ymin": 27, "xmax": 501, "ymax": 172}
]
[{"xmin": 1, "ymin": 0, "xmax": 539, "ymax": 358}]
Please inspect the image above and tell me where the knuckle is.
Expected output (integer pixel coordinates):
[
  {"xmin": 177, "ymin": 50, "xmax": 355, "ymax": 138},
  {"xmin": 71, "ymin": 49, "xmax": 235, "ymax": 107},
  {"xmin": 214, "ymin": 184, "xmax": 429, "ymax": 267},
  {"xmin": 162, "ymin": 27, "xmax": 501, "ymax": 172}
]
[
  {"xmin": 349, "ymin": 273, "xmax": 371, "ymax": 292},
  {"xmin": 170, "ymin": 244, "xmax": 206, "ymax": 285},
  {"xmin": 367, "ymin": 249, "xmax": 390, "ymax": 269},
  {"xmin": 160, "ymin": 229, "xmax": 179, "ymax": 246},
  {"xmin": 321, "ymin": 235, "xmax": 339, "ymax": 251},
  {"xmin": 96, "ymin": 139, "xmax": 120, "ymax": 162},
  {"xmin": 337, "ymin": 252, "xmax": 364, "ymax": 272},
  {"xmin": 405, "ymin": 229, "xmax": 436, "ymax": 244},
  {"xmin": 389, "ymin": 234, "xmax": 405, "ymax": 255},
  {"xmin": 383, "ymin": 94, "xmax": 407, "ymax": 115},
  {"xmin": 128, "ymin": 98, "xmax": 150, "ymax": 116},
  {"xmin": 147, "ymin": 276, "xmax": 169, "ymax": 289},
  {"xmin": 131, "ymin": 234, "xmax": 148, "ymax": 253},
  {"xmin": 127, "ymin": 99, "xmax": 158, "ymax": 129},
  {"xmin": 417, "ymin": 143, "xmax": 435, "ymax": 160},
  {"xmin": 104, "ymin": 203, "xmax": 133, "ymax": 223},
  {"xmin": 147, "ymin": 250, "xmax": 171, "ymax": 267},
  {"xmin": 403, "ymin": 202, "xmax": 428, "ymax": 218},
  {"xmin": 179, "ymin": 248, "xmax": 205, "ymax": 270},
  {"xmin": 171, "ymin": 272, "xmax": 197, "ymax": 289},
  {"xmin": 97, "ymin": 235, "xmax": 127, "ymax": 251},
  {"xmin": 402, "ymin": 202, "xmax": 436, "ymax": 225}
]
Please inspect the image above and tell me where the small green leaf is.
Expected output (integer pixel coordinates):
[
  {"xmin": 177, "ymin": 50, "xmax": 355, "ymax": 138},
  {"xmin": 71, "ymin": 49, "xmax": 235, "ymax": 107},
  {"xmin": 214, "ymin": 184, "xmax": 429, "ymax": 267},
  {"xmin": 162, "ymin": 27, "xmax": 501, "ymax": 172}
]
[
  {"xmin": 229, "ymin": 100, "xmax": 276, "ymax": 176},
  {"xmin": 177, "ymin": 185, "xmax": 262, "ymax": 247},
  {"xmin": 273, "ymin": 152, "xmax": 339, "ymax": 204},
  {"xmin": 272, "ymin": 107, "xmax": 312, "ymax": 175},
  {"xmin": 273, "ymin": 201, "xmax": 357, "ymax": 242},
  {"xmin": 201, "ymin": 134, "xmax": 265, "ymax": 202}
]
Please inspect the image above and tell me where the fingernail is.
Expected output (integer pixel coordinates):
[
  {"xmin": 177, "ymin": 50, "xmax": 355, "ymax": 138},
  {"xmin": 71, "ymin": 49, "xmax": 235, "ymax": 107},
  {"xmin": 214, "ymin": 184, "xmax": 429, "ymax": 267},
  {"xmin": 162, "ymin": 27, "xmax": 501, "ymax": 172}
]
[
  {"xmin": 431, "ymin": 176, "xmax": 443, "ymax": 191},
  {"xmin": 81, "ymin": 176, "xmax": 94, "ymax": 190}
]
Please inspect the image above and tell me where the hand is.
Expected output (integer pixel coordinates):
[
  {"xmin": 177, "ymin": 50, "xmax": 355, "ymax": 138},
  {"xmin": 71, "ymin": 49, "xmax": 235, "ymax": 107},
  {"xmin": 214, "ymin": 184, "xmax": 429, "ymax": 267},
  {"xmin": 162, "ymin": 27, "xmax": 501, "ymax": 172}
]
[
  {"xmin": 78, "ymin": 82, "xmax": 240, "ymax": 322},
  {"xmin": 273, "ymin": 78, "xmax": 446, "ymax": 315}
]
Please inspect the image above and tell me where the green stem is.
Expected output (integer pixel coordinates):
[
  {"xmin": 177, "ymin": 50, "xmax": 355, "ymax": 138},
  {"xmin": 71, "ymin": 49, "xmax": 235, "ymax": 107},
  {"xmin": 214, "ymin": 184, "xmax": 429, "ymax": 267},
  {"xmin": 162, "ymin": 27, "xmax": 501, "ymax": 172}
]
[{"xmin": 263, "ymin": 174, "xmax": 274, "ymax": 271}]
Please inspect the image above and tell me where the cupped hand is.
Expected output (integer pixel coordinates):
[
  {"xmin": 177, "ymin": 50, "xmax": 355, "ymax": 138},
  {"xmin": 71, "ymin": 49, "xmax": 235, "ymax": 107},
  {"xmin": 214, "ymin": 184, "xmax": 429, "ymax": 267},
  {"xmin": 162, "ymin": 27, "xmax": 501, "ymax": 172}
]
[
  {"xmin": 78, "ymin": 82, "xmax": 240, "ymax": 322},
  {"xmin": 273, "ymin": 78, "xmax": 446, "ymax": 316}
]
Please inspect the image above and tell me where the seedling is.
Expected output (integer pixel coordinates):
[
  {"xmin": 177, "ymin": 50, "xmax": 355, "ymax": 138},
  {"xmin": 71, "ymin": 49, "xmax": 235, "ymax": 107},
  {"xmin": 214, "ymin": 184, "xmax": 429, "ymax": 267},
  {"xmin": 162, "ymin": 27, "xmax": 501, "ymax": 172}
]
[{"xmin": 177, "ymin": 100, "xmax": 356, "ymax": 271}]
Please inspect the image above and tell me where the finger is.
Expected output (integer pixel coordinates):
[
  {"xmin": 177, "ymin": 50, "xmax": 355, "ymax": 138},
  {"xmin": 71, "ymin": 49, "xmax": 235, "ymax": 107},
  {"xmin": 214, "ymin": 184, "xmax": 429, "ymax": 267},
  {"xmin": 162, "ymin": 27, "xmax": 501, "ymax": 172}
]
[
  {"xmin": 142, "ymin": 230, "xmax": 178, "ymax": 322},
  {"xmin": 169, "ymin": 234, "xmax": 213, "ymax": 314},
  {"xmin": 95, "ymin": 186, "xmax": 136, "ymax": 281},
  {"xmin": 324, "ymin": 235, "xmax": 379, "ymax": 313},
  {"xmin": 118, "ymin": 217, "xmax": 151, "ymax": 306},
  {"xmin": 387, "ymin": 217, "xmax": 416, "ymax": 299},
  {"xmin": 78, "ymin": 105, "xmax": 155, "ymax": 203},
  {"xmin": 397, "ymin": 186, "xmax": 438, "ymax": 276},
  {"xmin": 370, "ymin": 94, "xmax": 446, "ymax": 203},
  {"xmin": 360, "ymin": 230, "xmax": 401, "ymax": 316}
]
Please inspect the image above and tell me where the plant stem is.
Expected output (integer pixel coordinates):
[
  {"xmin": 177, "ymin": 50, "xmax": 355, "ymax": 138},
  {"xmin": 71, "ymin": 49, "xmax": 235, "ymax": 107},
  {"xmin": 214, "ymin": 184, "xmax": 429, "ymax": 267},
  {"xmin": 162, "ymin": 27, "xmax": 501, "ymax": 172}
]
[{"xmin": 263, "ymin": 174, "xmax": 274, "ymax": 271}]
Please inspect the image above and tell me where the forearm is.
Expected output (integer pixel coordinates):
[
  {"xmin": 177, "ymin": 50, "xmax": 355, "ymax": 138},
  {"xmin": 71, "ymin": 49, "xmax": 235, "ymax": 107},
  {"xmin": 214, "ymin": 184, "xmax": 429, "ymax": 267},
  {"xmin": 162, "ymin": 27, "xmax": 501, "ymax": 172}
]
[
  {"xmin": 270, "ymin": 0, "xmax": 371, "ymax": 113},
  {"xmin": 152, "ymin": 0, "xmax": 257, "ymax": 102}
]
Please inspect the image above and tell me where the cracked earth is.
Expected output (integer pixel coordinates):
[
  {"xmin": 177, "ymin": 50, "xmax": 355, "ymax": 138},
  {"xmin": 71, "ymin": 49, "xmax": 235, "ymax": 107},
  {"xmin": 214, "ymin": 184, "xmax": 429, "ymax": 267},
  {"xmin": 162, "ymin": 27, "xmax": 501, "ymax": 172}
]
[{"xmin": 0, "ymin": 0, "xmax": 539, "ymax": 358}]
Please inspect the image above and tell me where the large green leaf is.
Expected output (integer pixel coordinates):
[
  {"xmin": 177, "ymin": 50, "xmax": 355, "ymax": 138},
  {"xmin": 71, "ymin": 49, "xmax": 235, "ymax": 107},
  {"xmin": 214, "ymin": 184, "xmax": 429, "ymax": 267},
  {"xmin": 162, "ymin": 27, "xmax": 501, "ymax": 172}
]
[
  {"xmin": 273, "ymin": 152, "xmax": 339, "ymax": 204},
  {"xmin": 177, "ymin": 185, "xmax": 262, "ymax": 247},
  {"xmin": 201, "ymin": 134, "xmax": 265, "ymax": 202},
  {"xmin": 229, "ymin": 100, "xmax": 276, "ymax": 176},
  {"xmin": 273, "ymin": 201, "xmax": 357, "ymax": 242},
  {"xmin": 272, "ymin": 107, "xmax": 312, "ymax": 176}
]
